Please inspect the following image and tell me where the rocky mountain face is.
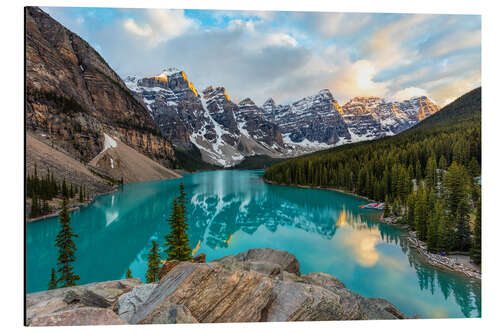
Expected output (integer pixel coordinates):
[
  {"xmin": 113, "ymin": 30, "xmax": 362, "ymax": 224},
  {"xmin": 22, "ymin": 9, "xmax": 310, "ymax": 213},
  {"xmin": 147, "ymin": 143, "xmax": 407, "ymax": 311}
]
[
  {"xmin": 25, "ymin": 7, "xmax": 175, "ymax": 167},
  {"xmin": 262, "ymin": 92, "xmax": 439, "ymax": 149},
  {"xmin": 126, "ymin": 66, "xmax": 439, "ymax": 166},
  {"xmin": 262, "ymin": 89, "xmax": 351, "ymax": 148},
  {"xmin": 26, "ymin": 248, "xmax": 405, "ymax": 326},
  {"xmin": 236, "ymin": 98, "xmax": 283, "ymax": 148},
  {"xmin": 341, "ymin": 96, "xmax": 439, "ymax": 140},
  {"xmin": 125, "ymin": 72, "xmax": 286, "ymax": 167}
]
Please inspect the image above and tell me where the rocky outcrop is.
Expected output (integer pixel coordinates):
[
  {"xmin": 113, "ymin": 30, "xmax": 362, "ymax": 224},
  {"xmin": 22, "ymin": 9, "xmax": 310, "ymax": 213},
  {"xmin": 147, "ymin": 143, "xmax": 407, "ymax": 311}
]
[
  {"xmin": 26, "ymin": 249, "xmax": 405, "ymax": 326},
  {"xmin": 30, "ymin": 307, "xmax": 127, "ymax": 326},
  {"xmin": 26, "ymin": 278, "xmax": 143, "ymax": 326},
  {"xmin": 25, "ymin": 7, "xmax": 175, "ymax": 167}
]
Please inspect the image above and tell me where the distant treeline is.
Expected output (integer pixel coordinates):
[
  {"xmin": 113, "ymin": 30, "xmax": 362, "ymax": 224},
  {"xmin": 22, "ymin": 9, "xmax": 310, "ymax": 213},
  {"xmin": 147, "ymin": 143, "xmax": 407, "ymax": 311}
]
[
  {"xmin": 26, "ymin": 164, "xmax": 89, "ymax": 218},
  {"xmin": 264, "ymin": 88, "xmax": 481, "ymax": 263},
  {"xmin": 231, "ymin": 154, "xmax": 285, "ymax": 170}
]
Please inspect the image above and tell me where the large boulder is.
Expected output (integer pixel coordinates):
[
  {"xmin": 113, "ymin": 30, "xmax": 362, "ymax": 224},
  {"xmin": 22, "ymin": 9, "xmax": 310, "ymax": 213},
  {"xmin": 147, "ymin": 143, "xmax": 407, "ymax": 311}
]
[
  {"xmin": 116, "ymin": 283, "xmax": 157, "ymax": 323},
  {"xmin": 128, "ymin": 262, "xmax": 275, "ymax": 324},
  {"xmin": 26, "ymin": 278, "xmax": 142, "ymax": 325}
]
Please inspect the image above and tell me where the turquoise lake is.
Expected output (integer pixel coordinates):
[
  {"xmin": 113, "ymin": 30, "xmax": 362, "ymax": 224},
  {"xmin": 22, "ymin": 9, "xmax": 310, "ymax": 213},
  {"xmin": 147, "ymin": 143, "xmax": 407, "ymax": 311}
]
[{"xmin": 26, "ymin": 170, "xmax": 481, "ymax": 318}]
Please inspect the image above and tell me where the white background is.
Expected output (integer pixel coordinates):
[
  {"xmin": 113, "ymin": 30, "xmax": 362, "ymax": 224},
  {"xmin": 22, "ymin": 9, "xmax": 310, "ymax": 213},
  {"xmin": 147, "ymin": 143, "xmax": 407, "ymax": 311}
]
[{"xmin": 1, "ymin": 0, "xmax": 498, "ymax": 332}]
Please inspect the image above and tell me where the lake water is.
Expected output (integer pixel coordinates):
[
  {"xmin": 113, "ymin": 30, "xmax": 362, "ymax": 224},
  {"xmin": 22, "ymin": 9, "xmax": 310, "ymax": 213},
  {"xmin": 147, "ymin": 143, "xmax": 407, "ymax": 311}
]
[{"xmin": 26, "ymin": 170, "xmax": 481, "ymax": 318}]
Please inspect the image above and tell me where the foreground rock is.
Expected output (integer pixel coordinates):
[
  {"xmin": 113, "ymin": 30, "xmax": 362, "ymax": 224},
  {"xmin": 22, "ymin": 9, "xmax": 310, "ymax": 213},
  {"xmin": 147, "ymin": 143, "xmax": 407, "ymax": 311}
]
[
  {"xmin": 26, "ymin": 248, "xmax": 405, "ymax": 326},
  {"xmin": 26, "ymin": 279, "xmax": 142, "ymax": 326}
]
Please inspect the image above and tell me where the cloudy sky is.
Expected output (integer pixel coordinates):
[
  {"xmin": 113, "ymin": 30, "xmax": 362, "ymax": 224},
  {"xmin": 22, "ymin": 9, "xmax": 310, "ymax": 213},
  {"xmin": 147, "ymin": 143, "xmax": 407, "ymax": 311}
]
[{"xmin": 42, "ymin": 7, "xmax": 481, "ymax": 106}]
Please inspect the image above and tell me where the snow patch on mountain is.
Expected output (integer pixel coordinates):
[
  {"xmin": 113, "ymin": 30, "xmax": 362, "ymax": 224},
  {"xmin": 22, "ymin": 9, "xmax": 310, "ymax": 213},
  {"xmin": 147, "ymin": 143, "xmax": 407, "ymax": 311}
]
[{"xmin": 103, "ymin": 133, "xmax": 117, "ymax": 151}]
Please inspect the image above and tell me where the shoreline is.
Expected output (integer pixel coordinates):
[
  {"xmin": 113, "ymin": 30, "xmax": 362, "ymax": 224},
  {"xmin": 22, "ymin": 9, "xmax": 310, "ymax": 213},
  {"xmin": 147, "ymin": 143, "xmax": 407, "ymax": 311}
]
[
  {"xmin": 26, "ymin": 188, "xmax": 119, "ymax": 223},
  {"xmin": 26, "ymin": 169, "xmax": 192, "ymax": 223},
  {"xmin": 378, "ymin": 215, "xmax": 481, "ymax": 280},
  {"xmin": 264, "ymin": 178, "xmax": 481, "ymax": 281},
  {"xmin": 263, "ymin": 179, "xmax": 374, "ymax": 201}
]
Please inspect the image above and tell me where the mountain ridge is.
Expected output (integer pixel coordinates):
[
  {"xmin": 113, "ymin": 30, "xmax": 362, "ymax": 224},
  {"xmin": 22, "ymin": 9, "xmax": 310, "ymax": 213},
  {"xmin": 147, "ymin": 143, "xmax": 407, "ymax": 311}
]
[{"xmin": 125, "ymin": 69, "xmax": 440, "ymax": 167}]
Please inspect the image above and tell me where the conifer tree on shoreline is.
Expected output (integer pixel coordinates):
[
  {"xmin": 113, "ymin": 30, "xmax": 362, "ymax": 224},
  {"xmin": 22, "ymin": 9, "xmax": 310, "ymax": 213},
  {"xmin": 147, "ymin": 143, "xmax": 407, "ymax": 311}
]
[
  {"xmin": 146, "ymin": 240, "xmax": 161, "ymax": 283},
  {"xmin": 48, "ymin": 268, "xmax": 58, "ymax": 290},
  {"xmin": 55, "ymin": 198, "xmax": 80, "ymax": 287},
  {"xmin": 126, "ymin": 268, "xmax": 133, "ymax": 279},
  {"xmin": 470, "ymin": 199, "xmax": 481, "ymax": 264},
  {"xmin": 164, "ymin": 183, "xmax": 192, "ymax": 261}
]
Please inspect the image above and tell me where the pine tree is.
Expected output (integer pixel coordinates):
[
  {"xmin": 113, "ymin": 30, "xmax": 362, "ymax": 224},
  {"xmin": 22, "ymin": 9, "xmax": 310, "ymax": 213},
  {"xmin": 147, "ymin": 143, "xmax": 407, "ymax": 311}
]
[
  {"xmin": 443, "ymin": 162, "xmax": 468, "ymax": 222},
  {"xmin": 439, "ymin": 155, "xmax": 447, "ymax": 171},
  {"xmin": 42, "ymin": 199, "xmax": 49, "ymax": 215},
  {"xmin": 470, "ymin": 199, "xmax": 481, "ymax": 264},
  {"xmin": 437, "ymin": 214, "xmax": 453, "ymax": 253},
  {"xmin": 30, "ymin": 194, "xmax": 40, "ymax": 218},
  {"xmin": 383, "ymin": 195, "xmax": 390, "ymax": 217},
  {"xmin": 468, "ymin": 158, "xmax": 481, "ymax": 178},
  {"xmin": 79, "ymin": 185, "xmax": 84, "ymax": 202},
  {"xmin": 62, "ymin": 179, "xmax": 68, "ymax": 198},
  {"xmin": 455, "ymin": 198, "xmax": 471, "ymax": 251},
  {"xmin": 425, "ymin": 155, "xmax": 438, "ymax": 188},
  {"xmin": 48, "ymin": 268, "xmax": 58, "ymax": 290},
  {"xmin": 427, "ymin": 202, "xmax": 442, "ymax": 252},
  {"xmin": 415, "ymin": 160, "xmax": 422, "ymax": 180},
  {"xmin": 55, "ymin": 198, "xmax": 80, "ymax": 287},
  {"xmin": 414, "ymin": 187, "xmax": 428, "ymax": 241},
  {"xmin": 125, "ymin": 268, "xmax": 133, "ymax": 279},
  {"xmin": 406, "ymin": 194, "xmax": 416, "ymax": 228},
  {"xmin": 164, "ymin": 183, "xmax": 192, "ymax": 261},
  {"xmin": 146, "ymin": 240, "xmax": 161, "ymax": 283}
]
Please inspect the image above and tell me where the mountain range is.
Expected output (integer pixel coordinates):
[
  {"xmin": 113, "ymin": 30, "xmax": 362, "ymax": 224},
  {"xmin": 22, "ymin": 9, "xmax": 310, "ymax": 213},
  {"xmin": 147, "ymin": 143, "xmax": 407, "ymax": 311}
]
[
  {"xmin": 26, "ymin": 5, "xmax": 441, "ymax": 185},
  {"xmin": 125, "ymin": 70, "xmax": 439, "ymax": 167}
]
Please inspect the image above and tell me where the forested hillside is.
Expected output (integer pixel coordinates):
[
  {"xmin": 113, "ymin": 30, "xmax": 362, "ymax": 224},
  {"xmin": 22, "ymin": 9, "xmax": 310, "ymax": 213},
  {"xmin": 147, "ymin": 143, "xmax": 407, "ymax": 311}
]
[{"xmin": 264, "ymin": 87, "xmax": 481, "ymax": 262}]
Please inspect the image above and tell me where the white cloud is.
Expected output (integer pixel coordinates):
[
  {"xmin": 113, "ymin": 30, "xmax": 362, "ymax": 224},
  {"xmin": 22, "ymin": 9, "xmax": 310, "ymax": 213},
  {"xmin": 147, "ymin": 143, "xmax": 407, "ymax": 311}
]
[
  {"xmin": 326, "ymin": 60, "xmax": 389, "ymax": 103},
  {"xmin": 123, "ymin": 18, "xmax": 152, "ymax": 37},
  {"xmin": 263, "ymin": 33, "xmax": 298, "ymax": 48},
  {"xmin": 123, "ymin": 9, "xmax": 195, "ymax": 46},
  {"xmin": 365, "ymin": 14, "xmax": 432, "ymax": 69},
  {"xmin": 392, "ymin": 87, "xmax": 430, "ymax": 101},
  {"xmin": 425, "ymin": 29, "xmax": 481, "ymax": 57}
]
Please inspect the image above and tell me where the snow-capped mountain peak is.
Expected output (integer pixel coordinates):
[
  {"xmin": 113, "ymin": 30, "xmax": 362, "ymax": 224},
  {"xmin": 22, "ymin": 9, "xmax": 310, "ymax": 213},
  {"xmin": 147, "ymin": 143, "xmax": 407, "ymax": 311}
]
[{"xmin": 125, "ymin": 68, "xmax": 439, "ymax": 167}]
